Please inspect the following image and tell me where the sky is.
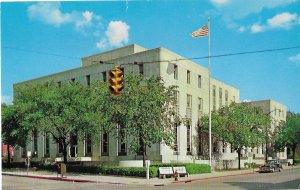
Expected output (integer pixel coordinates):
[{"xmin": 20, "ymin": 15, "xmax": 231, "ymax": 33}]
[{"xmin": 1, "ymin": 0, "xmax": 300, "ymax": 113}]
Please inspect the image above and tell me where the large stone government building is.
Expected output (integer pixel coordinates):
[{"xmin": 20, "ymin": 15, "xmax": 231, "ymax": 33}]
[{"xmin": 12, "ymin": 44, "xmax": 287, "ymax": 168}]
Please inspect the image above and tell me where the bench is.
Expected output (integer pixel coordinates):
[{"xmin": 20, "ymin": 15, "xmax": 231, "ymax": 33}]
[
  {"xmin": 173, "ymin": 166, "xmax": 189, "ymax": 177},
  {"xmin": 159, "ymin": 167, "xmax": 173, "ymax": 179}
]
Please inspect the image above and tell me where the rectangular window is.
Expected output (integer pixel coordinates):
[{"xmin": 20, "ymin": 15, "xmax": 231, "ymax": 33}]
[
  {"xmin": 22, "ymin": 147, "xmax": 27, "ymax": 158},
  {"xmin": 187, "ymin": 94, "xmax": 192, "ymax": 108},
  {"xmin": 198, "ymin": 97, "xmax": 203, "ymax": 119},
  {"xmin": 71, "ymin": 78, "xmax": 75, "ymax": 83},
  {"xmin": 174, "ymin": 65, "xmax": 178, "ymax": 80},
  {"xmin": 57, "ymin": 143, "xmax": 63, "ymax": 154},
  {"xmin": 101, "ymin": 132, "xmax": 109, "ymax": 156},
  {"xmin": 225, "ymin": 90, "xmax": 229, "ymax": 106},
  {"xmin": 186, "ymin": 94, "xmax": 192, "ymax": 119},
  {"xmin": 213, "ymin": 85, "xmax": 216, "ymax": 111},
  {"xmin": 33, "ymin": 130, "xmax": 38, "ymax": 157},
  {"xmin": 198, "ymin": 124, "xmax": 203, "ymax": 155},
  {"xmin": 219, "ymin": 88, "xmax": 223, "ymax": 108},
  {"xmin": 139, "ymin": 64, "xmax": 144, "ymax": 75},
  {"xmin": 44, "ymin": 132, "xmax": 50, "ymax": 157},
  {"xmin": 222, "ymin": 141, "xmax": 226, "ymax": 153},
  {"xmin": 174, "ymin": 91, "xmax": 180, "ymax": 115},
  {"xmin": 57, "ymin": 81, "xmax": 61, "ymax": 87},
  {"xmin": 118, "ymin": 124, "xmax": 127, "ymax": 156},
  {"xmin": 86, "ymin": 75, "xmax": 90, "ymax": 86},
  {"xmin": 102, "ymin": 71, "xmax": 107, "ymax": 82},
  {"xmin": 85, "ymin": 134, "xmax": 92, "ymax": 156},
  {"xmin": 187, "ymin": 123, "xmax": 191, "ymax": 154},
  {"xmin": 70, "ymin": 134, "xmax": 77, "ymax": 157},
  {"xmin": 174, "ymin": 124, "xmax": 178, "ymax": 152},
  {"xmin": 198, "ymin": 75, "xmax": 202, "ymax": 88},
  {"xmin": 187, "ymin": 70, "xmax": 190, "ymax": 84}
]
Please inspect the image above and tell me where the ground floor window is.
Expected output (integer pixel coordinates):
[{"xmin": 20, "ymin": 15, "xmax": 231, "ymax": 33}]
[
  {"xmin": 85, "ymin": 134, "xmax": 92, "ymax": 156},
  {"xmin": 101, "ymin": 132, "xmax": 109, "ymax": 156}
]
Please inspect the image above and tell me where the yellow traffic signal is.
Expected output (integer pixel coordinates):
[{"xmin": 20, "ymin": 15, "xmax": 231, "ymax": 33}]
[{"xmin": 109, "ymin": 66, "xmax": 124, "ymax": 95}]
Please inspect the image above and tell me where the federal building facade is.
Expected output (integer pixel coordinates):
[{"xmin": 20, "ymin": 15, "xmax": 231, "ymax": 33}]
[{"xmin": 12, "ymin": 44, "xmax": 286, "ymax": 167}]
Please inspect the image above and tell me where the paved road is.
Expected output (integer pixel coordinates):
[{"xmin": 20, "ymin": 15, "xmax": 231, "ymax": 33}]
[{"xmin": 3, "ymin": 168, "xmax": 300, "ymax": 190}]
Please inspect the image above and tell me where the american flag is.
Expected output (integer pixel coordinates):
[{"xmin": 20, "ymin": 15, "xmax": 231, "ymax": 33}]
[{"xmin": 191, "ymin": 24, "xmax": 209, "ymax": 38}]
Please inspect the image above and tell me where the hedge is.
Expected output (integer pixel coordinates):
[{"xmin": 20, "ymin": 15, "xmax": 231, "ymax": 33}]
[
  {"xmin": 6, "ymin": 162, "xmax": 210, "ymax": 178},
  {"xmin": 149, "ymin": 163, "xmax": 211, "ymax": 177},
  {"xmin": 36, "ymin": 164, "xmax": 148, "ymax": 177}
]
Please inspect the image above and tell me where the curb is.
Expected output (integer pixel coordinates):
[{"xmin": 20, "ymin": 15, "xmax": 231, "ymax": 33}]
[
  {"xmin": 172, "ymin": 172, "xmax": 254, "ymax": 184},
  {"xmin": 2, "ymin": 173, "xmax": 126, "ymax": 184}
]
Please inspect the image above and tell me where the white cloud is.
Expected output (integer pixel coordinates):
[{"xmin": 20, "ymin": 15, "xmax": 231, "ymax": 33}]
[
  {"xmin": 27, "ymin": 2, "xmax": 101, "ymax": 34},
  {"xmin": 248, "ymin": 12, "xmax": 298, "ymax": 33},
  {"xmin": 267, "ymin": 12, "xmax": 297, "ymax": 29},
  {"xmin": 1, "ymin": 96, "xmax": 13, "ymax": 105},
  {"xmin": 209, "ymin": 0, "xmax": 297, "ymax": 31},
  {"xmin": 289, "ymin": 54, "xmax": 300, "ymax": 62},
  {"xmin": 105, "ymin": 21, "xmax": 130, "ymax": 47},
  {"xmin": 250, "ymin": 24, "xmax": 265, "ymax": 33},
  {"xmin": 27, "ymin": 2, "xmax": 71, "ymax": 27},
  {"xmin": 238, "ymin": 26, "xmax": 245, "ymax": 32},
  {"xmin": 96, "ymin": 38, "xmax": 109, "ymax": 50},
  {"xmin": 96, "ymin": 21, "xmax": 130, "ymax": 50},
  {"xmin": 210, "ymin": 0, "xmax": 228, "ymax": 6}
]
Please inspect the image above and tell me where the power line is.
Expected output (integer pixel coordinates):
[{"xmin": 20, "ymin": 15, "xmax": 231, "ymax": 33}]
[
  {"xmin": 2, "ymin": 46, "xmax": 80, "ymax": 60},
  {"xmin": 3, "ymin": 45, "xmax": 300, "ymax": 64}
]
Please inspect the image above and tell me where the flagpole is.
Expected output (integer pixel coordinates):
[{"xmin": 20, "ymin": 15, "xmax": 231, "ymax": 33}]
[{"xmin": 208, "ymin": 16, "xmax": 212, "ymax": 169}]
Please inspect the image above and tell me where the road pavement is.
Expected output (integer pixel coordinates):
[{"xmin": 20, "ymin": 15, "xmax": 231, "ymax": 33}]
[{"xmin": 3, "ymin": 167, "xmax": 300, "ymax": 190}]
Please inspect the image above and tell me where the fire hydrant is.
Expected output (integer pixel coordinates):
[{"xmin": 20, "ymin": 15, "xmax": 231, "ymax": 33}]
[{"xmin": 174, "ymin": 170, "xmax": 179, "ymax": 181}]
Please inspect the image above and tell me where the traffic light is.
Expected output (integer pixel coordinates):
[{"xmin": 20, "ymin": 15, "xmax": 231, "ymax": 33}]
[{"xmin": 109, "ymin": 66, "xmax": 124, "ymax": 95}]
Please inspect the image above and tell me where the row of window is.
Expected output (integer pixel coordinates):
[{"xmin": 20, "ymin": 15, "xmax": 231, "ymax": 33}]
[
  {"xmin": 173, "ymin": 65, "xmax": 202, "ymax": 88},
  {"xmin": 57, "ymin": 65, "xmax": 144, "ymax": 86},
  {"xmin": 22, "ymin": 127, "xmax": 144, "ymax": 158},
  {"xmin": 273, "ymin": 107, "xmax": 285, "ymax": 118}
]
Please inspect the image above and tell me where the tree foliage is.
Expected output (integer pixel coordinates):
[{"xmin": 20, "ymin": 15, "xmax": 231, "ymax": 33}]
[
  {"xmin": 274, "ymin": 112, "xmax": 300, "ymax": 163},
  {"xmin": 201, "ymin": 102, "xmax": 269, "ymax": 169},
  {"xmin": 106, "ymin": 74, "xmax": 180, "ymax": 166},
  {"xmin": 2, "ymin": 103, "xmax": 30, "ymax": 164},
  {"xmin": 14, "ymin": 81, "xmax": 109, "ymax": 163}
]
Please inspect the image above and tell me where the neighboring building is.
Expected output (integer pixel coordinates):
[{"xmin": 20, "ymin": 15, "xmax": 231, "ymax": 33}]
[
  {"xmin": 12, "ymin": 44, "xmax": 240, "ymax": 165},
  {"xmin": 247, "ymin": 100, "xmax": 287, "ymax": 160}
]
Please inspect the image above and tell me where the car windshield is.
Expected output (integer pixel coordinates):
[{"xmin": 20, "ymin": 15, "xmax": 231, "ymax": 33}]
[{"xmin": 267, "ymin": 160, "xmax": 275, "ymax": 164}]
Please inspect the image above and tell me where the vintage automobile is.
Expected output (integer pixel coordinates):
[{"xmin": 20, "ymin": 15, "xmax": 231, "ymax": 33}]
[{"xmin": 259, "ymin": 160, "xmax": 283, "ymax": 173}]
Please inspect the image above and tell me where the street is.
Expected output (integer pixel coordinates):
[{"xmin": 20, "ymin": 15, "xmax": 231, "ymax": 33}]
[{"xmin": 2, "ymin": 168, "xmax": 300, "ymax": 190}]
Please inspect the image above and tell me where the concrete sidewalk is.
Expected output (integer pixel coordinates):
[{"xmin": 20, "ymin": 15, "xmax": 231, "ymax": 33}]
[{"xmin": 2, "ymin": 166, "xmax": 299, "ymax": 186}]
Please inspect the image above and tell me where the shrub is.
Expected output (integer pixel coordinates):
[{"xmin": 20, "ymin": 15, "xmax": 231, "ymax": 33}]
[{"xmin": 149, "ymin": 163, "xmax": 211, "ymax": 177}]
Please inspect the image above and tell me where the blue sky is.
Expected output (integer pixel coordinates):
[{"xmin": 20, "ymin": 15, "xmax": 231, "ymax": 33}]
[{"xmin": 2, "ymin": 0, "xmax": 300, "ymax": 113}]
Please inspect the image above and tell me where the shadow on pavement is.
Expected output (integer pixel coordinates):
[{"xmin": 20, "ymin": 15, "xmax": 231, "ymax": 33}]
[{"xmin": 225, "ymin": 178, "xmax": 300, "ymax": 190}]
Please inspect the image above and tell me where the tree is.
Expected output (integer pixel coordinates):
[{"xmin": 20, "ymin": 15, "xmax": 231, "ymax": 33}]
[
  {"xmin": 201, "ymin": 102, "xmax": 268, "ymax": 169},
  {"xmin": 14, "ymin": 82, "xmax": 109, "ymax": 163},
  {"xmin": 108, "ymin": 74, "xmax": 180, "ymax": 167},
  {"xmin": 2, "ymin": 103, "xmax": 29, "ymax": 165},
  {"xmin": 274, "ymin": 112, "xmax": 300, "ymax": 164}
]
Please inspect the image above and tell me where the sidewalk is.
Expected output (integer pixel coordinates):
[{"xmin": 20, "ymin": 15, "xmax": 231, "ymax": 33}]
[{"xmin": 2, "ymin": 166, "xmax": 299, "ymax": 186}]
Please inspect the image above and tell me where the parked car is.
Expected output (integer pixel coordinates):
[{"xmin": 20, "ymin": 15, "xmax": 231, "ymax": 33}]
[{"xmin": 259, "ymin": 160, "xmax": 283, "ymax": 173}]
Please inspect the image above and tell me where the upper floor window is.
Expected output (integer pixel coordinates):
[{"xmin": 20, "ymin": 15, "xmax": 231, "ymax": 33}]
[
  {"xmin": 225, "ymin": 90, "xmax": 229, "ymax": 106},
  {"xmin": 102, "ymin": 71, "xmax": 107, "ymax": 82},
  {"xmin": 198, "ymin": 75, "xmax": 202, "ymax": 88},
  {"xmin": 219, "ymin": 88, "xmax": 223, "ymax": 107},
  {"xmin": 174, "ymin": 65, "xmax": 178, "ymax": 80},
  {"xmin": 187, "ymin": 70, "xmax": 190, "ymax": 84},
  {"xmin": 86, "ymin": 75, "xmax": 91, "ymax": 86},
  {"xmin": 139, "ymin": 64, "xmax": 144, "ymax": 75}
]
